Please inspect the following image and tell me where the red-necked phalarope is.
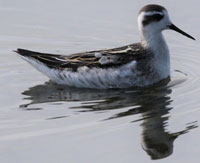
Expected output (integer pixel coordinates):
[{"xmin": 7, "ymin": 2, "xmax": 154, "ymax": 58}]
[{"xmin": 15, "ymin": 4, "xmax": 195, "ymax": 89}]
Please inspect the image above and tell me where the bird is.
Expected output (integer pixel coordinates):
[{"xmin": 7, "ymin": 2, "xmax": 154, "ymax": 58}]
[{"xmin": 14, "ymin": 4, "xmax": 195, "ymax": 89}]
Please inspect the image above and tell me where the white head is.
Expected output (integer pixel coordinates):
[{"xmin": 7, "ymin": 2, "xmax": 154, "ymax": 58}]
[{"xmin": 137, "ymin": 4, "xmax": 195, "ymax": 46}]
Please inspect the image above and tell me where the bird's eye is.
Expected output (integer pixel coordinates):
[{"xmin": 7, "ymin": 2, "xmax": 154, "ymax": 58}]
[{"xmin": 142, "ymin": 14, "xmax": 164, "ymax": 26}]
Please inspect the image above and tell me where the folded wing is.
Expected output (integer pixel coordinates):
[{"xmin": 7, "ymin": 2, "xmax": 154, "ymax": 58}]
[{"xmin": 15, "ymin": 43, "xmax": 148, "ymax": 71}]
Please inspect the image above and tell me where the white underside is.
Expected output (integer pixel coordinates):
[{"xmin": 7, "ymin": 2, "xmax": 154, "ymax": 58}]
[{"xmin": 20, "ymin": 56, "xmax": 167, "ymax": 89}]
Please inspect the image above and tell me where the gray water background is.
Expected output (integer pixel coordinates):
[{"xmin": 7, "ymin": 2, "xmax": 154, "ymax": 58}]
[{"xmin": 0, "ymin": 0, "xmax": 200, "ymax": 162}]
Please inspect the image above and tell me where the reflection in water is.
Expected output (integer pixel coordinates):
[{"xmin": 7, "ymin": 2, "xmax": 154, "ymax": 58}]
[
  {"xmin": 139, "ymin": 98, "xmax": 196, "ymax": 160},
  {"xmin": 21, "ymin": 81, "xmax": 197, "ymax": 160}
]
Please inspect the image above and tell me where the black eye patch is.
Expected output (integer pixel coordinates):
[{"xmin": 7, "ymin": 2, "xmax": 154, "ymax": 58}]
[{"xmin": 142, "ymin": 14, "xmax": 164, "ymax": 26}]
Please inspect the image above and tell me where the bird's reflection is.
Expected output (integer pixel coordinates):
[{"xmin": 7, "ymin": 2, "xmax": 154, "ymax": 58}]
[{"xmin": 21, "ymin": 80, "xmax": 197, "ymax": 160}]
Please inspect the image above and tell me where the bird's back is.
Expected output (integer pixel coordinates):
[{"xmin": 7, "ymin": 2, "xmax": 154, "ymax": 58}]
[{"xmin": 15, "ymin": 43, "xmax": 161, "ymax": 89}]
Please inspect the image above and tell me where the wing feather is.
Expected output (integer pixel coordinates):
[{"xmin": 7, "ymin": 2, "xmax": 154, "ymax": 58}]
[{"xmin": 15, "ymin": 43, "xmax": 149, "ymax": 71}]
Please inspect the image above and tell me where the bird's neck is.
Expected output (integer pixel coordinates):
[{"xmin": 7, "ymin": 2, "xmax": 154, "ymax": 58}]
[
  {"xmin": 140, "ymin": 30, "xmax": 168, "ymax": 53},
  {"xmin": 140, "ymin": 29, "xmax": 171, "ymax": 78}
]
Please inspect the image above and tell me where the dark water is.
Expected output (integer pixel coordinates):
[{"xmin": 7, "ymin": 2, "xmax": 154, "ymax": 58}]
[{"xmin": 1, "ymin": 0, "xmax": 200, "ymax": 162}]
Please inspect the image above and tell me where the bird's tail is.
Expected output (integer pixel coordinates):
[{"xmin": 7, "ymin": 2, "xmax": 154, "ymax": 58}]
[
  {"xmin": 14, "ymin": 48, "xmax": 67, "ymax": 69},
  {"xmin": 14, "ymin": 48, "xmax": 68, "ymax": 82}
]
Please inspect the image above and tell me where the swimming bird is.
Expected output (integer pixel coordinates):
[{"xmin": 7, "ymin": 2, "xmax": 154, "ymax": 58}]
[{"xmin": 15, "ymin": 4, "xmax": 195, "ymax": 89}]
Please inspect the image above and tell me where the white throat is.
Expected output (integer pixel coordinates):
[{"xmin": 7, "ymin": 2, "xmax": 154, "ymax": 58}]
[
  {"xmin": 138, "ymin": 16, "xmax": 171, "ymax": 79},
  {"xmin": 140, "ymin": 28, "xmax": 169, "ymax": 54},
  {"xmin": 137, "ymin": 11, "xmax": 171, "ymax": 55},
  {"xmin": 145, "ymin": 30, "xmax": 170, "ymax": 79}
]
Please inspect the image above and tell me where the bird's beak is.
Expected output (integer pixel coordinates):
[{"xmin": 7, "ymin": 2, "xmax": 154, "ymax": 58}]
[{"xmin": 168, "ymin": 24, "xmax": 195, "ymax": 40}]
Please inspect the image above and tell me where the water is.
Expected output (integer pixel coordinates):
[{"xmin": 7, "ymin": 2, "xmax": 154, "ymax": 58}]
[{"xmin": 0, "ymin": 0, "xmax": 200, "ymax": 162}]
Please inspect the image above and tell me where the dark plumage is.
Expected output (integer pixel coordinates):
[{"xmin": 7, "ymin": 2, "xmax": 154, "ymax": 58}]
[
  {"xmin": 139, "ymin": 4, "xmax": 166, "ymax": 14},
  {"xmin": 142, "ymin": 14, "xmax": 164, "ymax": 26},
  {"xmin": 15, "ymin": 43, "xmax": 150, "ymax": 71}
]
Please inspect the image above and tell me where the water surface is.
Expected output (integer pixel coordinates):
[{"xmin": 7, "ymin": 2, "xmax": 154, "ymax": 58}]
[{"xmin": 0, "ymin": 0, "xmax": 200, "ymax": 162}]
